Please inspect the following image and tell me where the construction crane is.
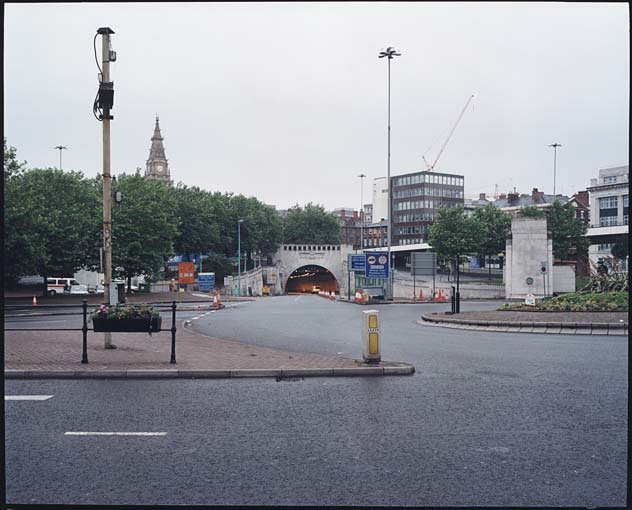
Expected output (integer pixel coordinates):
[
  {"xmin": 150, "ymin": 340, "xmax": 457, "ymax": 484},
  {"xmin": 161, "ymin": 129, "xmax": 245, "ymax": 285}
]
[{"xmin": 422, "ymin": 94, "xmax": 475, "ymax": 172}]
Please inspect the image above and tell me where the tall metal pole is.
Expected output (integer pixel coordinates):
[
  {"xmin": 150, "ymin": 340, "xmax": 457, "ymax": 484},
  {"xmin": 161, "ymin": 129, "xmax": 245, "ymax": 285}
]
[
  {"xmin": 358, "ymin": 173, "xmax": 366, "ymax": 251},
  {"xmin": 54, "ymin": 145, "xmax": 68, "ymax": 170},
  {"xmin": 379, "ymin": 46, "xmax": 401, "ymax": 300},
  {"xmin": 549, "ymin": 143, "xmax": 562, "ymax": 196},
  {"xmin": 237, "ymin": 220, "xmax": 243, "ymax": 296},
  {"xmin": 100, "ymin": 28, "xmax": 115, "ymax": 349},
  {"xmin": 387, "ymin": 56, "xmax": 392, "ymax": 300}
]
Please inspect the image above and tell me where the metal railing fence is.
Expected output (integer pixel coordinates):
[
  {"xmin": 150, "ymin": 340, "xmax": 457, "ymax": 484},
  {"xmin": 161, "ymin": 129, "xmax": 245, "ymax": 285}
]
[{"xmin": 4, "ymin": 300, "xmax": 182, "ymax": 365}]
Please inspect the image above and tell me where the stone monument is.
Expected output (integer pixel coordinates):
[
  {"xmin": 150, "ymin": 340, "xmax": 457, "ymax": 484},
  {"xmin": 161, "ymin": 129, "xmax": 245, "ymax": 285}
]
[{"xmin": 504, "ymin": 217, "xmax": 554, "ymax": 299}]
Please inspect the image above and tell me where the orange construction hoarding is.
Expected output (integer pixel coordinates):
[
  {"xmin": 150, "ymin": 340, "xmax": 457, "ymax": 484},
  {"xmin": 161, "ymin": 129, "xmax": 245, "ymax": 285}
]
[{"xmin": 178, "ymin": 262, "xmax": 195, "ymax": 284}]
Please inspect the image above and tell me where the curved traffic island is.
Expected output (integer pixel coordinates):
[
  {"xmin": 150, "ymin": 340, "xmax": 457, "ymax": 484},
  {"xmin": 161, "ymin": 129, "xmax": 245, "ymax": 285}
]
[{"xmin": 420, "ymin": 310, "xmax": 628, "ymax": 335}]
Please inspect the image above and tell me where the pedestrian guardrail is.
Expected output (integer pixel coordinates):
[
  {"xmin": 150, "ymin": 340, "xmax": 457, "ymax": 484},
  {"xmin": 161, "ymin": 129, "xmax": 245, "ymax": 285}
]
[{"xmin": 4, "ymin": 300, "xmax": 183, "ymax": 365}]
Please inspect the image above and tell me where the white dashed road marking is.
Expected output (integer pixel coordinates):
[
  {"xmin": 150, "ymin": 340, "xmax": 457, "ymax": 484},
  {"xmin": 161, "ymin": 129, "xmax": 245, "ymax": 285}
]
[
  {"xmin": 5, "ymin": 395, "xmax": 54, "ymax": 401},
  {"xmin": 191, "ymin": 293, "xmax": 213, "ymax": 299},
  {"xmin": 65, "ymin": 432, "xmax": 167, "ymax": 436}
]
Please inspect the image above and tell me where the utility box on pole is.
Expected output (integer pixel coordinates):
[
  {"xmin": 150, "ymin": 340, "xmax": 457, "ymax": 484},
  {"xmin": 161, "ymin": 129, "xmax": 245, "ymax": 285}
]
[
  {"xmin": 96, "ymin": 26, "xmax": 116, "ymax": 348},
  {"xmin": 362, "ymin": 309, "xmax": 381, "ymax": 364}
]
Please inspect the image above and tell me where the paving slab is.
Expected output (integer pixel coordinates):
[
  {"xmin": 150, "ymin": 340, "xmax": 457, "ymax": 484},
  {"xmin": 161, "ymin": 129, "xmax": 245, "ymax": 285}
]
[{"xmin": 4, "ymin": 320, "xmax": 414, "ymax": 379}]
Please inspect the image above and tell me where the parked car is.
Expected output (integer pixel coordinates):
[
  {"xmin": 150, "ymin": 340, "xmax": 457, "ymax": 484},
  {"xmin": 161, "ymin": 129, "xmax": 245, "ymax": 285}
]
[
  {"xmin": 64, "ymin": 284, "xmax": 89, "ymax": 295},
  {"xmin": 47, "ymin": 277, "xmax": 79, "ymax": 296}
]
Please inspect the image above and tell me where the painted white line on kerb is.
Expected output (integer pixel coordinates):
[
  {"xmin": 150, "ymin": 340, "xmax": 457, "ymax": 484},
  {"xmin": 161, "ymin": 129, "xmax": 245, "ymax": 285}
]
[
  {"xmin": 65, "ymin": 432, "xmax": 167, "ymax": 436},
  {"xmin": 191, "ymin": 293, "xmax": 213, "ymax": 299},
  {"xmin": 5, "ymin": 395, "xmax": 54, "ymax": 401}
]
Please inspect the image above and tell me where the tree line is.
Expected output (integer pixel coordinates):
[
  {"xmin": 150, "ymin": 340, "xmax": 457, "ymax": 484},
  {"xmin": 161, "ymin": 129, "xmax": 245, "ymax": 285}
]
[
  {"xmin": 428, "ymin": 201, "xmax": 591, "ymax": 271},
  {"xmin": 3, "ymin": 139, "xmax": 341, "ymax": 290}
]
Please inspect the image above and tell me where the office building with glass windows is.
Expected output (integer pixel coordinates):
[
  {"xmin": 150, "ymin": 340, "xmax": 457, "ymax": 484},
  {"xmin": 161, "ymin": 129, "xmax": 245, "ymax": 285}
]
[
  {"xmin": 391, "ymin": 170, "xmax": 465, "ymax": 246},
  {"xmin": 586, "ymin": 164, "xmax": 629, "ymax": 271}
]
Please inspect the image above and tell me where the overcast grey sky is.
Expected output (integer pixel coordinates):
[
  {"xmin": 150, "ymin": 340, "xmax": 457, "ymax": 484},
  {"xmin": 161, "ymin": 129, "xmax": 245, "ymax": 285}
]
[{"xmin": 4, "ymin": 2, "xmax": 629, "ymax": 210}]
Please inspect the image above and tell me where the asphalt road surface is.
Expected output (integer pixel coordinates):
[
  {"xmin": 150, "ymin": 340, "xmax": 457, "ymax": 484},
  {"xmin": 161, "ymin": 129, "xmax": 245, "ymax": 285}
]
[{"xmin": 6, "ymin": 296, "xmax": 627, "ymax": 506}]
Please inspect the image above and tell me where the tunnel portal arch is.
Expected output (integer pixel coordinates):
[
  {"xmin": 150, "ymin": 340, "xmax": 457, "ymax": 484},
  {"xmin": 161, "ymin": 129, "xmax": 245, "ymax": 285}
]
[
  {"xmin": 285, "ymin": 264, "xmax": 340, "ymax": 294},
  {"xmin": 272, "ymin": 244, "xmax": 353, "ymax": 296}
]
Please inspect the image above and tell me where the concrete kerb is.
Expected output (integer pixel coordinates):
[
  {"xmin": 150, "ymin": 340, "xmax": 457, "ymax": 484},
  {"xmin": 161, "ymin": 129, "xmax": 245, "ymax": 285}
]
[
  {"xmin": 4, "ymin": 364, "xmax": 415, "ymax": 380},
  {"xmin": 420, "ymin": 313, "xmax": 627, "ymax": 335}
]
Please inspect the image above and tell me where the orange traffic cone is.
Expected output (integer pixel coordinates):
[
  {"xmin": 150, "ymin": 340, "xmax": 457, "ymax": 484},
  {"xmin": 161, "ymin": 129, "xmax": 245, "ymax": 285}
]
[
  {"xmin": 419, "ymin": 290, "xmax": 423, "ymax": 302},
  {"xmin": 32, "ymin": 295, "xmax": 38, "ymax": 306},
  {"xmin": 216, "ymin": 291, "xmax": 222, "ymax": 306}
]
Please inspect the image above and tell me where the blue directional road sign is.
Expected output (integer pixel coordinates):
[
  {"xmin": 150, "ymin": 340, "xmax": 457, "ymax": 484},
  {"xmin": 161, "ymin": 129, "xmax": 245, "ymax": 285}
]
[
  {"xmin": 365, "ymin": 252, "xmax": 389, "ymax": 279},
  {"xmin": 198, "ymin": 272, "xmax": 215, "ymax": 292},
  {"xmin": 350, "ymin": 254, "xmax": 366, "ymax": 272}
]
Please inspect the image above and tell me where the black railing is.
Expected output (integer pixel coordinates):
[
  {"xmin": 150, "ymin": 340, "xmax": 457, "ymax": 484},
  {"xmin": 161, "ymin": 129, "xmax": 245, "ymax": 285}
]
[{"xmin": 4, "ymin": 300, "xmax": 184, "ymax": 365}]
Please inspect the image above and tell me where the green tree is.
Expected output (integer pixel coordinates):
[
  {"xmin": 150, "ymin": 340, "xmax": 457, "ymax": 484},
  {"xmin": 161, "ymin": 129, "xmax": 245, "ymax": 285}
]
[
  {"xmin": 519, "ymin": 201, "xmax": 589, "ymax": 260},
  {"xmin": 518, "ymin": 204, "xmax": 546, "ymax": 218},
  {"xmin": 544, "ymin": 200, "xmax": 590, "ymax": 260},
  {"xmin": 109, "ymin": 173, "xmax": 179, "ymax": 289},
  {"xmin": 282, "ymin": 203, "xmax": 341, "ymax": 244},
  {"xmin": 429, "ymin": 205, "xmax": 485, "ymax": 268},
  {"xmin": 172, "ymin": 184, "xmax": 221, "ymax": 259},
  {"xmin": 4, "ymin": 138, "xmax": 27, "ymax": 180},
  {"xmin": 4, "ymin": 168, "xmax": 100, "ymax": 292},
  {"xmin": 472, "ymin": 204, "xmax": 512, "ymax": 275},
  {"xmin": 472, "ymin": 204, "xmax": 512, "ymax": 256},
  {"xmin": 200, "ymin": 254, "xmax": 234, "ymax": 283}
]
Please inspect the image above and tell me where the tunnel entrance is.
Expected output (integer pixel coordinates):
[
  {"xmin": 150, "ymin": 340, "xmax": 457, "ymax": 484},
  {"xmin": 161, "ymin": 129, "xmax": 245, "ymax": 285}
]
[{"xmin": 286, "ymin": 265, "xmax": 339, "ymax": 294}]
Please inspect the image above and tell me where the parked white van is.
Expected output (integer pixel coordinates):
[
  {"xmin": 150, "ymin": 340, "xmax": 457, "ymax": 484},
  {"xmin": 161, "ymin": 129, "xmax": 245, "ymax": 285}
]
[{"xmin": 46, "ymin": 277, "xmax": 79, "ymax": 296}]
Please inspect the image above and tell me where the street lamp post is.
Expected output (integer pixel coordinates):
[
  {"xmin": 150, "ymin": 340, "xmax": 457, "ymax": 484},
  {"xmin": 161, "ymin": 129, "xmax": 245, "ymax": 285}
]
[
  {"xmin": 358, "ymin": 173, "xmax": 366, "ymax": 251},
  {"xmin": 549, "ymin": 143, "xmax": 562, "ymax": 196},
  {"xmin": 378, "ymin": 46, "xmax": 401, "ymax": 300},
  {"xmin": 54, "ymin": 145, "xmax": 68, "ymax": 170},
  {"xmin": 237, "ymin": 219, "xmax": 243, "ymax": 296}
]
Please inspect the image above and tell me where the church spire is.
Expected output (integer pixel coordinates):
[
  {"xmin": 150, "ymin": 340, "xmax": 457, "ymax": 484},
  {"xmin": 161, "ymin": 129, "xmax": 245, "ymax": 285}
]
[
  {"xmin": 145, "ymin": 115, "xmax": 171, "ymax": 183},
  {"xmin": 148, "ymin": 116, "xmax": 166, "ymax": 160}
]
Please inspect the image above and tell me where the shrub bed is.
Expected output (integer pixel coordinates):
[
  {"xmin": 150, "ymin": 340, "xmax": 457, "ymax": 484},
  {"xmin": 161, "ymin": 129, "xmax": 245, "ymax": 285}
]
[{"xmin": 500, "ymin": 291, "xmax": 628, "ymax": 312}]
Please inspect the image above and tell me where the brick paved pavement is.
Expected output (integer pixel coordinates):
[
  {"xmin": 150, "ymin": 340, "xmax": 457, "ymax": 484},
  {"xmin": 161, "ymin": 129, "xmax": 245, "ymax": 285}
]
[{"xmin": 4, "ymin": 319, "xmax": 372, "ymax": 372}]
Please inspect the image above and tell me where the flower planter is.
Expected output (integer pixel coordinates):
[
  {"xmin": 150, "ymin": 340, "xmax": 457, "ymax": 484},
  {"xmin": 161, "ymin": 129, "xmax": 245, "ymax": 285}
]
[{"xmin": 92, "ymin": 316, "xmax": 162, "ymax": 333}]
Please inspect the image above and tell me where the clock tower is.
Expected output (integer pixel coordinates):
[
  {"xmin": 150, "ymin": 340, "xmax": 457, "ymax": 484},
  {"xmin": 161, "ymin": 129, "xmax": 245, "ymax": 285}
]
[{"xmin": 145, "ymin": 116, "xmax": 172, "ymax": 183}]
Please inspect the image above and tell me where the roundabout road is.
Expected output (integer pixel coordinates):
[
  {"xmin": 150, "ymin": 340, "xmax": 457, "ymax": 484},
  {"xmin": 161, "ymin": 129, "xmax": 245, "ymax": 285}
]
[
  {"xmin": 190, "ymin": 295, "xmax": 505, "ymax": 361},
  {"xmin": 6, "ymin": 296, "xmax": 627, "ymax": 506}
]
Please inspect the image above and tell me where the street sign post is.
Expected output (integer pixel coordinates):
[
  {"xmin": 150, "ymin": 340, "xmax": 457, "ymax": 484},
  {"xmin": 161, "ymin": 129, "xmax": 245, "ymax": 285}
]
[
  {"xmin": 350, "ymin": 254, "xmax": 366, "ymax": 272},
  {"xmin": 365, "ymin": 252, "xmax": 389, "ymax": 279},
  {"xmin": 178, "ymin": 262, "xmax": 195, "ymax": 291},
  {"xmin": 198, "ymin": 272, "xmax": 215, "ymax": 292},
  {"xmin": 411, "ymin": 252, "xmax": 437, "ymax": 300}
]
